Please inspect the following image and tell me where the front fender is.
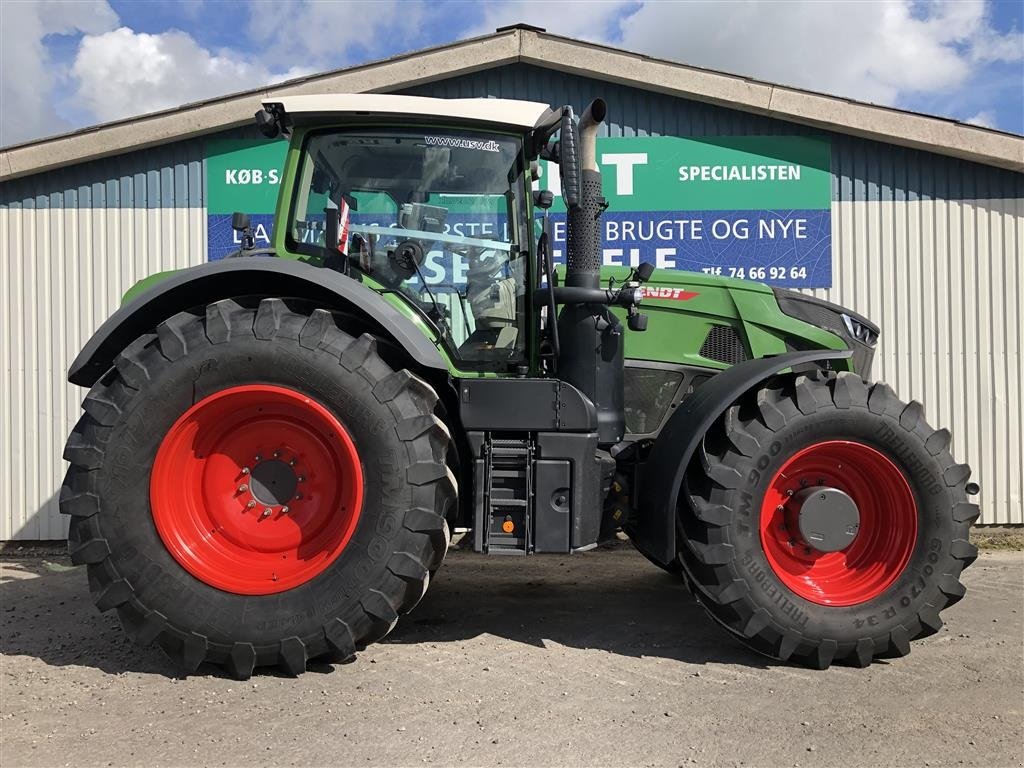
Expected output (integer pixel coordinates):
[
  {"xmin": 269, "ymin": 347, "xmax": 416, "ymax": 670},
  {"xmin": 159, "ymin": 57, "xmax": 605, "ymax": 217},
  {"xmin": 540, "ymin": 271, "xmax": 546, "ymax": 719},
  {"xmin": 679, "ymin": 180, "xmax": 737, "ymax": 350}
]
[
  {"xmin": 68, "ymin": 257, "xmax": 448, "ymax": 386},
  {"xmin": 633, "ymin": 348, "xmax": 853, "ymax": 566}
]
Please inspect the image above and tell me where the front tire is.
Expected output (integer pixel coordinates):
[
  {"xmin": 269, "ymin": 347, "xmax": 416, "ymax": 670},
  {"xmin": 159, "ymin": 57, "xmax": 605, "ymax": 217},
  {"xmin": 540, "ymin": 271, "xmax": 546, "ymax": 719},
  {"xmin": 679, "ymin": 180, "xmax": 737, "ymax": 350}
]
[
  {"xmin": 61, "ymin": 298, "xmax": 455, "ymax": 678},
  {"xmin": 678, "ymin": 371, "xmax": 979, "ymax": 669}
]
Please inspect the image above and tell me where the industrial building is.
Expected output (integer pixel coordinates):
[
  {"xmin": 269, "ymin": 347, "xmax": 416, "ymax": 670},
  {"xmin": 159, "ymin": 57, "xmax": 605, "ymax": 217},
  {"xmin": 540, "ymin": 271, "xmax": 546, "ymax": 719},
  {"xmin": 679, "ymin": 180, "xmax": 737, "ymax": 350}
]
[{"xmin": 1, "ymin": 25, "xmax": 1021, "ymax": 539}]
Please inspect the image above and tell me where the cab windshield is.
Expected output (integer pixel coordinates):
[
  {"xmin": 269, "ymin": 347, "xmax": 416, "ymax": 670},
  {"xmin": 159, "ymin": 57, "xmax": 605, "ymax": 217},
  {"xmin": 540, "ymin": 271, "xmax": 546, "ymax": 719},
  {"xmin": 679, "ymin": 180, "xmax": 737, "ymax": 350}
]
[{"xmin": 288, "ymin": 128, "xmax": 529, "ymax": 369}]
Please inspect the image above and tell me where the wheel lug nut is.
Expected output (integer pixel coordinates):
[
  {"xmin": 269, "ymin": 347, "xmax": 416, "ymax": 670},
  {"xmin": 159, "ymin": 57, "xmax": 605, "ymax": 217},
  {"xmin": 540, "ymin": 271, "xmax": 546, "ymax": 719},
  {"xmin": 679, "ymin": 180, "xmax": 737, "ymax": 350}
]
[
  {"xmin": 273, "ymin": 451, "xmax": 281, "ymax": 458},
  {"xmin": 261, "ymin": 508, "xmax": 272, "ymax": 518},
  {"xmin": 281, "ymin": 506, "xmax": 290, "ymax": 514},
  {"xmin": 786, "ymin": 489, "xmax": 794, "ymax": 497},
  {"xmin": 237, "ymin": 484, "xmax": 248, "ymax": 493},
  {"xmin": 289, "ymin": 459, "xmax": 297, "ymax": 466},
  {"xmin": 298, "ymin": 475, "xmax": 306, "ymax": 483},
  {"xmin": 241, "ymin": 466, "xmax": 250, "ymax": 475},
  {"xmin": 295, "ymin": 493, "xmax": 303, "ymax": 500},
  {"xmin": 246, "ymin": 500, "xmax": 256, "ymax": 509},
  {"xmin": 776, "ymin": 505, "xmax": 784, "ymax": 512},
  {"xmin": 255, "ymin": 454, "xmax": 262, "ymax": 462}
]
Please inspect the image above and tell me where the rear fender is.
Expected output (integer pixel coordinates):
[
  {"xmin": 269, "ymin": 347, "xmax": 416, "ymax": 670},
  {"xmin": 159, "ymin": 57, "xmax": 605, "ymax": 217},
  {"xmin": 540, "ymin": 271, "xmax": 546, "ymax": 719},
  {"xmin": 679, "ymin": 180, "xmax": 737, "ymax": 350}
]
[
  {"xmin": 68, "ymin": 257, "xmax": 447, "ymax": 386},
  {"xmin": 633, "ymin": 349, "xmax": 853, "ymax": 565}
]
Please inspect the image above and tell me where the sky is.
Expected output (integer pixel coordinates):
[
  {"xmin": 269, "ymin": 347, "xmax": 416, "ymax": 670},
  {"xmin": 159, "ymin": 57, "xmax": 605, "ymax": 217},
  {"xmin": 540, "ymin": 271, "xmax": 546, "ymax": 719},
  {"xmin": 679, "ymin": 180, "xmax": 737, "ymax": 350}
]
[{"xmin": 1, "ymin": 0, "xmax": 1022, "ymax": 147}]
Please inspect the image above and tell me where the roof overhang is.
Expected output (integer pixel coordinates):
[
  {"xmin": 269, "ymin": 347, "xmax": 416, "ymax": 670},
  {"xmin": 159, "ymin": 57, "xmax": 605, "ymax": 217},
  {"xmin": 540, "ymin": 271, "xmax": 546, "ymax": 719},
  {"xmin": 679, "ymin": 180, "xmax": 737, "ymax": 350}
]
[
  {"xmin": 265, "ymin": 93, "xmax": 553, "ymax": 130},
  {"xmin": 1, "ymin": 26, "xmax": 1021, "ymax": 181}
]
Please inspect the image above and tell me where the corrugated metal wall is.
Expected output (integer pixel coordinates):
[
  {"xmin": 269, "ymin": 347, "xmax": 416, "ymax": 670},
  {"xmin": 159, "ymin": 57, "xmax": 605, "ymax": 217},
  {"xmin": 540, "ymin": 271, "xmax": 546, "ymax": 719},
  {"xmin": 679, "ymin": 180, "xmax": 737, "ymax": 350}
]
[
  {"xmin": 1, "ymin": 63, "xmax": 1021, "ymax": 539},
  {"xmin": 0, "ymin": 142, "xmax": 209, "ymax": 539}
]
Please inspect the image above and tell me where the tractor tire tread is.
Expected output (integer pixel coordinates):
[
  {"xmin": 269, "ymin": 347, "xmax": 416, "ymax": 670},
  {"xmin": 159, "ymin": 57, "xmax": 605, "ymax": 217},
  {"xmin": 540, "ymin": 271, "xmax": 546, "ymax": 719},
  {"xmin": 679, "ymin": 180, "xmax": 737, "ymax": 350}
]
[
  {"xmin": 61, "ymin": 298, "xmax": 453, "ymax": 679},
  {"xmin": 676, "ymin": 370, "xmax": 977, "ymax": 669}
]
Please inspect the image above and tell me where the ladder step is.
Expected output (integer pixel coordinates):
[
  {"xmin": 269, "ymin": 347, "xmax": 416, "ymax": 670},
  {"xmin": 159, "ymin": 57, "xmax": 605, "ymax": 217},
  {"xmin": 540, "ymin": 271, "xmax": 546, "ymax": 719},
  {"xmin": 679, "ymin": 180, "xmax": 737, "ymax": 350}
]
[
  {"xmin": 482, "ymin": 435, "xmax": 533, "ymax": 555},
  {"xmin": 491, "ymin": 498, "xmax": 527, "ymax": 508},
  {"xmin": 491, "ymin": 469, "xmax": 525, "ymax": 478}
]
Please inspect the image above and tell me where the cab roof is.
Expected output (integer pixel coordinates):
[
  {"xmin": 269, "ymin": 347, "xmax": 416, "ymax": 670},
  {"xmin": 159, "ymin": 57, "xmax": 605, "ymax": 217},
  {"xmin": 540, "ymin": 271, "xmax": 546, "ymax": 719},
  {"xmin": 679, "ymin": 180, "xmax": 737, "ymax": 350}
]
[{"xmin": 263, "ymin": 94, "xmax": 554, "ymax": 130}]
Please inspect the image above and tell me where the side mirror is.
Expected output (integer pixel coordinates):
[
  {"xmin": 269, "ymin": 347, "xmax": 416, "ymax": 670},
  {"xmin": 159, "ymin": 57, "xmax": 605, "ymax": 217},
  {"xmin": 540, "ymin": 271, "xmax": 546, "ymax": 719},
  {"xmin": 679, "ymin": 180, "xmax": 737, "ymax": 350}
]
[
  {"xmin": 533, "ymin": 189, "xmax": 554, "ymax": 210},
  {"xmin": 231, "ymin": 211, "xmax": 251, "ymax": 232},
  {"xmin": 635, "ymin": 262, "xmax": 655, "ymax": 283},
  {"xmin": 558, "ymin": 107, "xmax": 581, "ymax": 209},
  {"xmin": 231, "ymin": 211, "xmax": 255, "ymax": 252}
]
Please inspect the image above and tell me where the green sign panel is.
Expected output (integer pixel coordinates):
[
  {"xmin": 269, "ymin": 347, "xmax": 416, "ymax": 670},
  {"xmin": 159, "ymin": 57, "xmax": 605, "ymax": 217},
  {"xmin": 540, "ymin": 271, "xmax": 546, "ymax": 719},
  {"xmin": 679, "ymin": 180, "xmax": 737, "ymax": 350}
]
[
  {"xmin": 539, "ymin": 135, "xmax": 831, "ymax": 212},
  {"xmin": 207, "ymin": 139, "xmax": 287, "ymax": 214},
  {"xmin": 205, "ymin": 134, "xmax": 832, "ymax": 287}
]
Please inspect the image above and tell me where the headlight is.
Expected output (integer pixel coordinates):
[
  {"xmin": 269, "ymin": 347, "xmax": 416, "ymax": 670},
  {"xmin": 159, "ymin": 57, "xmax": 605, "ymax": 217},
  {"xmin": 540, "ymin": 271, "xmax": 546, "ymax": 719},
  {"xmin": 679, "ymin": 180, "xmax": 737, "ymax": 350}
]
[
  {"xmin": 773, "ymin": 288, "xmax": 881, "ymax": 377},
  {"xmin": 841, "ymin": 313, "xmax": 879, "ymax": 346}
]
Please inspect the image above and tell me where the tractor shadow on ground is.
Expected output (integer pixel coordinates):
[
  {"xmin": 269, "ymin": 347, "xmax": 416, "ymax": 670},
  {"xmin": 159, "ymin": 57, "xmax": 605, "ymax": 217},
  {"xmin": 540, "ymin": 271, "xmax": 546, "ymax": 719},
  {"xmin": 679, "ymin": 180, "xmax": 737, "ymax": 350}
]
[
  {"xmin": 383, "ymin": 543, "xmax": 773, "ymax": 669},
  {"xmin": 0, "ymin": 553, "xmax": 177, "ymax": 676},
  {"xmin": 1, "ymin": 542, "xmax": 773, "ymax": 677}
]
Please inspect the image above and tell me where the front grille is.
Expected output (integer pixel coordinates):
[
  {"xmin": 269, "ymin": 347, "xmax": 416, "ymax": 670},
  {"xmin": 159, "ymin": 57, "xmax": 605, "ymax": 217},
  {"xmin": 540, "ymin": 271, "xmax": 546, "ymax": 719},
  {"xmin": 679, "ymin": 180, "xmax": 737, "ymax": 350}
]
[
  {"xmin": 624, "ymin": 368, "xmax": 683, "ymax": 434},
  {"xmin": 700, "ymin": 325, "xmax": 747, "ymax": 365}
]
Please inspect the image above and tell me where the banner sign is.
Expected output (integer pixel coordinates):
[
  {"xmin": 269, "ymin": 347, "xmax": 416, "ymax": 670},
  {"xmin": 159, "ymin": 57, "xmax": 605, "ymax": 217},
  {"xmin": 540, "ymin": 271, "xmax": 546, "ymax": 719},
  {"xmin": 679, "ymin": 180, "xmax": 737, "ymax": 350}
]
[{"xmin": 206, "ymin": 134, "xmax": 832, "ymax": 287}]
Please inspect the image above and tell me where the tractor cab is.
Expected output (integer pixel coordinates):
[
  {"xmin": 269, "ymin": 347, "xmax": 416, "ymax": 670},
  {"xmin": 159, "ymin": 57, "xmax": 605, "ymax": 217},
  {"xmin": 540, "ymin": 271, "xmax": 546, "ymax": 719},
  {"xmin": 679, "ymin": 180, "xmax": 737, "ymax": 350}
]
[{"xmin": 258, "ymin": 95, "xmax": 557, "ymax": 371}]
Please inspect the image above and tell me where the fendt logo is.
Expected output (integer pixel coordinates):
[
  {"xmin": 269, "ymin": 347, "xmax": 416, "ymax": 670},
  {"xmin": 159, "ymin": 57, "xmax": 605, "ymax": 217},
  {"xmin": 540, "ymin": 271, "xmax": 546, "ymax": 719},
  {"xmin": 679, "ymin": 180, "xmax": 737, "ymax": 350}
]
[{"xmin": 638, "ymin": 287, "xmax": 700, "ymax": 301}]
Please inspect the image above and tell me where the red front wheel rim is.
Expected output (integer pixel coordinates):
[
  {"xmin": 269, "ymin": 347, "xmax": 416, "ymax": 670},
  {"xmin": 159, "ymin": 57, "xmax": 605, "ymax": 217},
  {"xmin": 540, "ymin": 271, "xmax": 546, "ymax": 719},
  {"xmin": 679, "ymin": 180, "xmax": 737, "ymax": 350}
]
[
  {"xmin": 151, "ymin": 385, "xmax": 363, "ymax": 595},
  {"xmin": 760, "ymin": 440, "xmax": 918, "ymax": 607}
]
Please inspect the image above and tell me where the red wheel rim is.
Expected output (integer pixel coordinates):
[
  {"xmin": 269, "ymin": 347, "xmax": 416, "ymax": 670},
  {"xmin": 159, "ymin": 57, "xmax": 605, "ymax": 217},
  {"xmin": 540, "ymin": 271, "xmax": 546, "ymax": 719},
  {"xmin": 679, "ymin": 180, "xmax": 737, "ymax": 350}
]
[
  {"xmin": 760, "ymin": 440, "xmax": 917, "ymax": 606},
  {"xmin": 151, "ymin": 385, "xmax": 363, "ymax": 595}
]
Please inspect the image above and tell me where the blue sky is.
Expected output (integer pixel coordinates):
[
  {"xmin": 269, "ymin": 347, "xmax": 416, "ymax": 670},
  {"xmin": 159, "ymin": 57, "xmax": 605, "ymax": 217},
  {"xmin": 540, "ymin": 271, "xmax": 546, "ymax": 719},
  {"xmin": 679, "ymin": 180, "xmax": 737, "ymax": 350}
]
[{"xmin": 2, "ymin": 0, "xmax": 1022, "ymax": 147}]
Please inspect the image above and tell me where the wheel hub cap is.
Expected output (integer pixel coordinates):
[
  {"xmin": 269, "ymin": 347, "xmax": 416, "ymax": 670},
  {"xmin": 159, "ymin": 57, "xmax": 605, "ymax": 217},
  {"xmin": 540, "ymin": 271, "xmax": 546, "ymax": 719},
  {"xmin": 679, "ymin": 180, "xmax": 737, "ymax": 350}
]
[
  {"xmin": 793, "ymin": 486, "xmax": 860, "ymax": 553},
  {"xmin": 249, "ymin": 459, "xmax": 299, "ymax": 507},
  {"xmin": 760, "ymin": 440, "xmax": 917, "ymax": 606},
  {"xmin": 150, "ymin": 385, "xmax": 363, "ymax": 595}
]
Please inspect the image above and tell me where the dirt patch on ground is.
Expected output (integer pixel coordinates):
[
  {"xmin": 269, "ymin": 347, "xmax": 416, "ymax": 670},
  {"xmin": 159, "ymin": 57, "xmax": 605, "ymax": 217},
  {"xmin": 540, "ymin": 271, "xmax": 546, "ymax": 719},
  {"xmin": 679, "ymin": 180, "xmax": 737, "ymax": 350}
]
[{"xmin": 2, "ymin": 545, "xmax": 1021, "ymax": 767}]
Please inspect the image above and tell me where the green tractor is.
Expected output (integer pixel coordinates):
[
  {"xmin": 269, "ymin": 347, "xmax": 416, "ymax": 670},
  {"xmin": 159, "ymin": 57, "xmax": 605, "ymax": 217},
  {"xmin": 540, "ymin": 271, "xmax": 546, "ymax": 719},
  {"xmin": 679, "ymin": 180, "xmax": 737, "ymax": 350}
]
[{"xmin": 62, "ymin": 94, "xmax": 979, "ymax": 678}]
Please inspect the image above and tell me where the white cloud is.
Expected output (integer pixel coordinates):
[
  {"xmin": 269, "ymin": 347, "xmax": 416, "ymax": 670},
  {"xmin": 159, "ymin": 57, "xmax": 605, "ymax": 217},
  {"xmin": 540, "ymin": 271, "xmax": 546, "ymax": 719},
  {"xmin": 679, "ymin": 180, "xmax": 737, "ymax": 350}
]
[
  {"xmin": 468, "ymin": 0, "xmax": 634, "ymax": 43},
  {"xmin": 615, "ymin": 0, "xmax": 1022, "ymax": 107},
  {"xmin": 245, "ymin": 0, "xmax": 428, "ymax": 70},
  {"xmin": 965, "ymin": 110, "xmax": 996, "ymax": 128},
  {"xmin": 70, "ymin": 27, "xmax": 311, "ymax": 123},
  {"xmin": 4, "ymin": 0, "xmax": 1020, "ymax": 145},
  {"xmin": 0, "ymin": 0, "xmax": 118, "ymax": 145}
]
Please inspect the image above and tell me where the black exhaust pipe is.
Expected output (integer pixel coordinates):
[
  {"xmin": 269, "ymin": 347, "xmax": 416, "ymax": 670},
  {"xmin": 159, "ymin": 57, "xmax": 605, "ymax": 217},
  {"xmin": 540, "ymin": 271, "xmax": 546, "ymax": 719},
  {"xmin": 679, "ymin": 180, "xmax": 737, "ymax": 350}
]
[
  {"xmin": 565, "ymin": 98, "xmax": 607, "ymax": 290},
  {"xmin": 557, "ymin": 98, "xmax": 624, "ymax": 445}
]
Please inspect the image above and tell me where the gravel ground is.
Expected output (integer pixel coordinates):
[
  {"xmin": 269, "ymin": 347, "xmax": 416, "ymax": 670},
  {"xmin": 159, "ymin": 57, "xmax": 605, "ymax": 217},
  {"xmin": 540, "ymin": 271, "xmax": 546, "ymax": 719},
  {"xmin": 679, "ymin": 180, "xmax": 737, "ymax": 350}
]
[{"xmin": 1, "ymin": 544, "xmax": 1021, "ymax": 768}]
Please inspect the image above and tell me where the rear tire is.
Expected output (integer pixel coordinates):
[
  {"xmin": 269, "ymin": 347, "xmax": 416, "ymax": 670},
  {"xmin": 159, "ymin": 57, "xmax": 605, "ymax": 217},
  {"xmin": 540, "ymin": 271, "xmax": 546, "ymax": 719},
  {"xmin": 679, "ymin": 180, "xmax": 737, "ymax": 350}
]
[
  {"xmin": 678, "ymin": 370, "xmax": 978, "ymax": 669},
  {"xmin": 61, "ymin": 298, "xmax": 455, "ymax": 678}
]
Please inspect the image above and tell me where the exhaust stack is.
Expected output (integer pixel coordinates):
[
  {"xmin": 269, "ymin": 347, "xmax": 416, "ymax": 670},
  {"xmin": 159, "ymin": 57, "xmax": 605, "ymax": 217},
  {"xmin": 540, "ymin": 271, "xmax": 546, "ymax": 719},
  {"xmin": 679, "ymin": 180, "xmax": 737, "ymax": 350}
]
[
  {"xmin": 565, "ymin": 99, "xmax": 607, "ymax": 290},
  {"xmin": 557, "ymin": 98, "xmax": 624, "ymax": 445}
]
